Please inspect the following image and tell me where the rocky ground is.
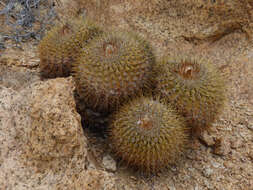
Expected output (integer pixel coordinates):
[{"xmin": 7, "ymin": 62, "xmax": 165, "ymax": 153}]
[{"xmin": 0, "ymin": 0, "xmax": 253, "ymax": 189}]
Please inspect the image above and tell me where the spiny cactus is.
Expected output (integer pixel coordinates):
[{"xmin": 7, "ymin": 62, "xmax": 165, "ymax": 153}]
[
  {"xmin": 109, "ymin": 96, "xmax": 189, "ymax": 174},
  {"xmin": 155, "ymin": 56, "xmax": 226, "ymax": 130},
  {"xmin": 38, "ymin": 17, "xmax": 103, "ymax": 78},
  {"xmin": 72, "ymin": 31, "xmax": 155, "ymax": 113}
]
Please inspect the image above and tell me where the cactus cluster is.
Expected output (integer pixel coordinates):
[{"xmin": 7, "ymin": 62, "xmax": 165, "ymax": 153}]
[{"xmin": 38, "ymin": 17, "xmax": 226, "ymax": 174}]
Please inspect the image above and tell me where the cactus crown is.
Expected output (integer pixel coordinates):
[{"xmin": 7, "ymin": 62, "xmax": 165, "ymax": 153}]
[{"xmin": 175, "ymin": 61, "xmax": 200, "ymax": 80}]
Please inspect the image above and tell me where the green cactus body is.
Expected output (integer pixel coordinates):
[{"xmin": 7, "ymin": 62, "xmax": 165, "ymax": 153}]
[
  {"xmin": 72, "ymin": 31, "xmax": 155, "ymax": 112},
  {"xmin": 156, "ymin": 56, "xmax": 226, "ymax": 129},
  {"xmin": 109, "ymin": 96, "xmax": 189, "ymax": 174},
  {"xmin": 38, "ymin": 18, "xmax": 103, "ymax": 78}
]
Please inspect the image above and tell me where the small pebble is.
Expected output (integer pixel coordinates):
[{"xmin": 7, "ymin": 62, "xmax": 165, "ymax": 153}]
[
  {"xmin": 167, "ymin": 184, "xmax": 176, "ymax": 190},
  {"xmin": 230, "ymin": 138, "xmax": 242, "ymax": 149},
  {"xmin": 199, "ymin": 130, "xmax": 215, "ymax": 146},
  {"xmin": 223, "ymin": 161, "xmax": 234, "ymax": 169},
  {"xmin": 102, "ymin": 154, "xmax": 117, "ymax": 172},
  {"xmin": 213, "ymin": 137, "xmax": 230, "ymax": 156},
  {"xmin": 202, "ymin": 167, "xmax": 213, "ymax": 178},
  {"xmin": 247, "ymin": 125, "xmax": 253, "ymax": 131},
  {"xmin": 248, "ymin": 150, "xmax": 253, "ymax": 161}
]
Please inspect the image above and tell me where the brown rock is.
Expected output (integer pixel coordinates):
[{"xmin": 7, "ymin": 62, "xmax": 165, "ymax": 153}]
[
  {"xmin": 199, "ymin": 130, "xmax": 215, "ymax": 147},
  {"xmin": 78, "ymin": 0, "xmax": 253, "ymax": 51},
  {"xmin": 213, "ymin": 137, "xmax": 230, "ymax": 156},
  {"xmin": 72, "ymin": 170, "xmax": 104, "ymax": 190},
  {"xmin": 21, "ymin": 77, "xmax": 87, "ymax": 173},
  {"xmin": 230, "ymin": 137, "xmax": 243, "ymax": 149},
  {"xmin": 0, "ymin": 87, "xmax": 20, "ymax": 165},
  {"xmin": 223, "ymin": 161, "xmax": 234, "ymax": 169},
  {"xmin": 0, "ymin": 65, "xmax": 39, "ymax": 91},
  {"xmin": 0, "ymin": 86, "xmax": 32, "ymax": 188},
  {"xmin": 247, "ymin": 123, "xmax": 253, "ymax": 131},
  {"xmin": 248, "ymin": 150, "xmax": 253, "ymax": 161},
  {"xmin": 0, "ymin": 78, "xmax": 89, "ymax": 189},
  {"xmin": 56, "ymin": 169, "xmax": 117, "ymax": 190},
  {"xmin": 54, "ymin": 0, "xmax": 82, "ymax": 19}
]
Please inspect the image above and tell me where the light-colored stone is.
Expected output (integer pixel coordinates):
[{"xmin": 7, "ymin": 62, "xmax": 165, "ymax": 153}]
[
  {"xmin": 202, "ymin": 167, "xmax": 214, "ymax": 178},
  {"xmin": 103, "ymin": 154, "xmax": 117, "ymax": 172}
]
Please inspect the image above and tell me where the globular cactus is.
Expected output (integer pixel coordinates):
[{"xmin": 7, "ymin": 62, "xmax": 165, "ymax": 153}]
[
  {"xmin": 155, "ymin": 56, "xmax": 226, "ymax": 130},
  {"xmin": 38, "ymin": 18, "xmax": 103, "ymax": 78},
  {"xmin": 108, "ymin": 96, "xmax": 189, "ymax": 174},
  {"xmin": 72, "ymin": 31, "xmax": 155, "ymax": 113}
]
